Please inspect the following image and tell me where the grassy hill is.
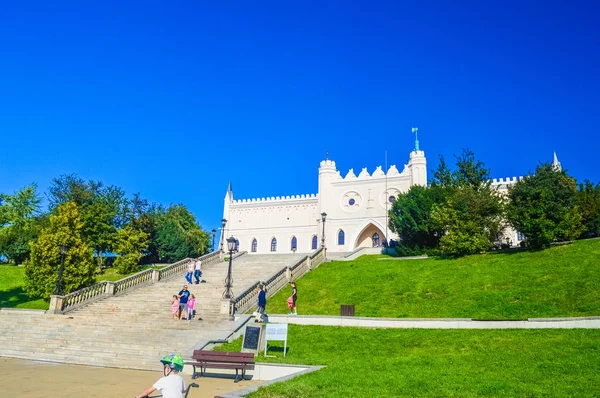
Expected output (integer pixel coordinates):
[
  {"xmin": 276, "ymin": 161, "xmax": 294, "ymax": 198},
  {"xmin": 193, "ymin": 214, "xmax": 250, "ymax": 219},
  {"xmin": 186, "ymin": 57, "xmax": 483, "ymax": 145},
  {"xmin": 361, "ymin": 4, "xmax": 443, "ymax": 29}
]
[
  {"xmin": 217, "ymin": 326, "xmax": 600, "ymax": 398},
  {"xmin": 266, "ymin": 238, "xmax": 600, "ymax": 319}
]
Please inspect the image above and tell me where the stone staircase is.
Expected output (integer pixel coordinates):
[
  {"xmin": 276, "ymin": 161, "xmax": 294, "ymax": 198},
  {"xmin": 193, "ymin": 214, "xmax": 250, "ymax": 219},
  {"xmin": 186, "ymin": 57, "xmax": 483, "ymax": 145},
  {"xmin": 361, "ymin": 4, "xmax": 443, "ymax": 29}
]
[{"xmin": 0, "ymin": 253, "xmax": 303, "ymax": 370}]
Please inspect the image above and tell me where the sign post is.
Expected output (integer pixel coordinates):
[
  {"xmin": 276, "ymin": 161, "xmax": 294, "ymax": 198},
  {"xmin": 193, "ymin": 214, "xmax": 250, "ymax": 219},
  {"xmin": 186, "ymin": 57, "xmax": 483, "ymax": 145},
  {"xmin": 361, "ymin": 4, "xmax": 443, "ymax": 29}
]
[{"xmin": 264, "ymin": 323, "xmax": 288, "ymax": 357}]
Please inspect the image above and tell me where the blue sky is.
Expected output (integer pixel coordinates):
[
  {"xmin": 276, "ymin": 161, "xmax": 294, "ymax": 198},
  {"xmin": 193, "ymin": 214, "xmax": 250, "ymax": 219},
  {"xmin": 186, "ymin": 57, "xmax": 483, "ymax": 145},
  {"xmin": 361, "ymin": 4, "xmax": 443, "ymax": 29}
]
[{"xmin": 1, "ymin": 1, "xmax": 598, "ymax": 231}]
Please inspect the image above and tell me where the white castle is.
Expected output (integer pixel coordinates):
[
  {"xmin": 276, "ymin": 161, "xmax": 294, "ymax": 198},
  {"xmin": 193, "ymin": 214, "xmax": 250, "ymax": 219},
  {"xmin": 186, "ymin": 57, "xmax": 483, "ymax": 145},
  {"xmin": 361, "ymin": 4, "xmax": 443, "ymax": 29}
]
[{"xmin": 220, "ymin": 135, "xmax": 562, "ymax": 255}]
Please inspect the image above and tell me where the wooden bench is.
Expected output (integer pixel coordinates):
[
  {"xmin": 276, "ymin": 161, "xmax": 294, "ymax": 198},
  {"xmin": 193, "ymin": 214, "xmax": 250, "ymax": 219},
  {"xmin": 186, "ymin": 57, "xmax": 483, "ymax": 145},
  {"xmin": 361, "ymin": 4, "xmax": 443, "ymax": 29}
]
[{"xmin": 185, "ymin": 350, "xmax": 255, "ymax": 382}]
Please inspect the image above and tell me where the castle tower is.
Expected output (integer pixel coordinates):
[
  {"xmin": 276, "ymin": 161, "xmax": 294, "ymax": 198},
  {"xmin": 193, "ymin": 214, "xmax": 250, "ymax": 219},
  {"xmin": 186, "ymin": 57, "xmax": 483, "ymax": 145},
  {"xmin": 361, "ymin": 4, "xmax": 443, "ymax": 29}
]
[
  {"xmin": 553, "ymin": 152, "xmax": 562, "ymax": 172},
  {"xmin": 318, "ymin": 154, "xmax": 338, "ymax": 248},
  {"xmin": 220, "ymin": 182, "xmax": 233, "ymax": 248}
]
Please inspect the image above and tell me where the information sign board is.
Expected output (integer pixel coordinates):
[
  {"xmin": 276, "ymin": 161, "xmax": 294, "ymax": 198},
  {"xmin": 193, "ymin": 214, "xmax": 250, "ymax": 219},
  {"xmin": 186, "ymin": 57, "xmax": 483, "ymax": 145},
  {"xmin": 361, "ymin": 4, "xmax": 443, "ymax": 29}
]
[{"xmin": 264, "ymin": 323, "xmax": 288, "ymax": 357}]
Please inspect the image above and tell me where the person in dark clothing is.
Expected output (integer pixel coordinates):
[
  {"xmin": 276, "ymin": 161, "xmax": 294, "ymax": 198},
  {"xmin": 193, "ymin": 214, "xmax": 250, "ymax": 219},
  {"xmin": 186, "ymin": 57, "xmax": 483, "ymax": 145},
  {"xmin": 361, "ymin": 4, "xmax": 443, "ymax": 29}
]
[
  {"xmin": 289, "ymin": 282, "xmax": 298, "ymax": 315},
  {"xmin": 256, "ymin": 284, "xmax": 266, "ymax": 322},
  {"xmin": 177, "ymin": 285, "xmax": 190, "ymax": 320}
]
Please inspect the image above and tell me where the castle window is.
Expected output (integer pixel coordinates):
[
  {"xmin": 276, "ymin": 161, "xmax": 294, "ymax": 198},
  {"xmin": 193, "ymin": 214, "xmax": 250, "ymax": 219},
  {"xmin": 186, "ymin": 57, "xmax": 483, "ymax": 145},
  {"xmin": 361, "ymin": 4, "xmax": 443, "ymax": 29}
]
[
  {"xmin": 291, "ymin": 236, "xmax": 297, "ymax": 251},
  {"xmin": 389, "ymin": 196, "xmax": 396, "ymax": 203},
  {"xmin": 251, "ymin": 239, "xmax": 257, "ymax": 253},
  {"xmin": 234, "ymin": 239, "xmax": 239, "ymax": 252},
  {"xmin": 372, "ymin": 233, "xmax": 380, "ymax": 247},
  {"xmin": 311, "ymin": 235, "xmax": 318, "ymax": 250},
  {"xmin": 517, "ymin": 231, "xmax": 525, "ymax": 241},
  {"xmin": 271, "ymin": 238, "xmax": 277, "ymax": 252},
  {"xmin": 338, "ymin": 230, "xmax": 345, "ymax": 245},
  {"xmin": 349, "ymin": 198, "xmax": 355, "ymax": 206}
]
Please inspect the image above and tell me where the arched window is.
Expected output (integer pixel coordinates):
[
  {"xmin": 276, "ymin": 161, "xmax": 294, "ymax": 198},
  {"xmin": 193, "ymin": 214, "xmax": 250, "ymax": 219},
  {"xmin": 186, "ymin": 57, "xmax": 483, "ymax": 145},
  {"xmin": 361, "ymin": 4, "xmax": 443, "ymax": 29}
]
[
  {"xmin": 372, "ymin": 233, "xmax": 380, "ymax": 247},
  {"xmin": 291, "ymin": 236, "xmax": 297, "ymax": 251},
  {"xmin": 234, "ymin": 239, "xmax": 240, "ymax": 252},
  {"xmin": 311, "ymin": 235, "xmax": 318, "ymax": 250},
  {"xmin": 338, "ymin": 230, "xmax": 345, "ymax": 245},
  {"xmin": 271, "ymin": 238, "xmax": 277, "ymax": 252},
  {"xmin": 251, "ymin": 239, "xmax": 257, "ymax": 253}
]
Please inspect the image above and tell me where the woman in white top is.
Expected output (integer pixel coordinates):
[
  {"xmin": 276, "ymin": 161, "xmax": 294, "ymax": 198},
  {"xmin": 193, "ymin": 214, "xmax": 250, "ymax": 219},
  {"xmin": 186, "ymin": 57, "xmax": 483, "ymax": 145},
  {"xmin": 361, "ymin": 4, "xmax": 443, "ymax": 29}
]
[{"xmin": 194, "ymin": 259, "xmax": 202, "ymax": 284}]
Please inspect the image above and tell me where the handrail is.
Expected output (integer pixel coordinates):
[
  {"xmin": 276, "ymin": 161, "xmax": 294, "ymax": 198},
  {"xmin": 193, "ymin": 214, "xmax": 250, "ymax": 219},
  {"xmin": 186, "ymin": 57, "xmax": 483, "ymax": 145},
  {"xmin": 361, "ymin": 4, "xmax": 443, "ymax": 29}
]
[
  {"xmin": 232, "ymin": 248, "xmax": 327, "ymax": 316},
  {"xmin": 50, "ymin": 250, "xmax": 225, "ymax": 315},
  {"xmin": 60, "ymin": 281, "xmax": 109, "ymax": 313},
  {"xmin": 114, "ymin": 268, "xmax": 154, "ymax": 294}
]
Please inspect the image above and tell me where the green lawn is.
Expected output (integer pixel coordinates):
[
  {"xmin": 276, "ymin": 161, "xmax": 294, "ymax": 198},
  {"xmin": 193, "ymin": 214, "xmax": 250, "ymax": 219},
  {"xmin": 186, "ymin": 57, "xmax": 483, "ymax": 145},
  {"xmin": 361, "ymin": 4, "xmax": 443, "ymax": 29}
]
[
  {"xmin": 0, "ymin": 264, "xmax": 166, "ymax": 309},
  {"xmin": 216, "ymin": 325, "xmax": 600, "ymax": 397},
  {"xmin": 267, "ymin": 239, "xmax": 600, "ymax": 319}
]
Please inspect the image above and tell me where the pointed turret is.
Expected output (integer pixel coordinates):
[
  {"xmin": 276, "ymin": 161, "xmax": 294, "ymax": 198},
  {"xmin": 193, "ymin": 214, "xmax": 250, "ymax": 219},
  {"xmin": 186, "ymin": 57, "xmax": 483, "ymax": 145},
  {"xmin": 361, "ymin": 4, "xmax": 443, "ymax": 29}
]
[{"xmin": 552, "ymin": 152, "xmax": 562, "ymax": 172}]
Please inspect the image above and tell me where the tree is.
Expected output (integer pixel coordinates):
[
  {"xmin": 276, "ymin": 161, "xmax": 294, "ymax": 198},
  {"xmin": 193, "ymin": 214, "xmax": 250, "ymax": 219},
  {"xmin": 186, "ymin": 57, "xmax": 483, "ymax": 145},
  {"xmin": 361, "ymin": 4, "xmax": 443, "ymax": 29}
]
[
  {"xmin": 113, "ymin": 226, "xmax": 149, "ymax": 274},
  {"xmin": 0, "ymin": 184, "xmax": 42, "ymax": 264},
  {"xmin": 507, "ymin": 163, "xmax": 583, "ymax": 248},
  {"xmin": 48, "ymin": 174, "xmax": 126, "ymax": 267},
  {"xmin": 430, "ymin": 149, "xmax": 504, "ymax": 256},
  {"xmin": 154, "ymin": 205, "xmax": 210, "ymax": 262},
  {"xmin": 24, "ymin": 202, "xmax": 95, "ymax": 300},
  {"xmin": 576, "ymin": 180, "xmax": 600, "ymax": 238},
  {"xmin": 123, "ymin": 193, "xmax": 161, "ymax": 263},
  {"xmin": 388, "ymin": 185, "xmax": 444, "ymax": 250}
]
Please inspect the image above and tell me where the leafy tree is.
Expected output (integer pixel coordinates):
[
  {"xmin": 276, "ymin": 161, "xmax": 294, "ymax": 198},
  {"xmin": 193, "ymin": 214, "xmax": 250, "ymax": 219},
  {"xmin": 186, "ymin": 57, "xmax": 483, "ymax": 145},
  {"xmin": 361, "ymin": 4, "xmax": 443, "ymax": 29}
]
[
  {"xmin": 123, "ymin": 193, "xmax": 161, "ymax": 263},
  {"xmin": 24, "ymin": 202, "xmax": 94, "ymax": 300},
  {"xmin": 155, "ymin": 205, "xmax": 210, "ymax": 262},
  {"xmin": 388, "ymin": 185, "xmax": 443, "ymax": 249},
  {"xmin": 48, "ymin": 174, "xmax": 126, "ymax": 267},
  {"xmin": 576, "ymin": 180, "xmax": 600, "ymax": 238},
  {"xmin": 113, "ymin": 226, "xmax": 149, "ymax": 274},
  {"xmin": 430, "ymin": 149, "xmax": 504, "ymax": 256},
  {"xmin": 432, "ymin": 185, "xmax": 505, "ymax": 256},
  {"xmin": 0, "ymin": 184, "xmax": 42, "ymax": 264},
  {"xmin": 507, "ymin": 163, "xmax": 583, "ymax": 248}
]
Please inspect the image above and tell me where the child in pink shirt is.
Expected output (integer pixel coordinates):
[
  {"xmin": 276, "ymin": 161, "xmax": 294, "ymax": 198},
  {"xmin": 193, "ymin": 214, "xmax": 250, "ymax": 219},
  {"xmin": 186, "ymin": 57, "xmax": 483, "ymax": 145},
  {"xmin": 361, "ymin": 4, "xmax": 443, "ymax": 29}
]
[
  {"xmin": 187, "ymin": 294, "xmax": 196, "ymax": 320},
  {"xmin": 171, "ymin": 295, "xmax": 179, "ymax": 320}
]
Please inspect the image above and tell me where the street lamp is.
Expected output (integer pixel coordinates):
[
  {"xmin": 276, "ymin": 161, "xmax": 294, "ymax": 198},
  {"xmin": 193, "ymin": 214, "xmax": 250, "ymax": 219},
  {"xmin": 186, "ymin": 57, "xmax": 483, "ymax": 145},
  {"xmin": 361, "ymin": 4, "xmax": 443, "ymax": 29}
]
[
  {"xmin": 54, "ymin": 245, "xmax": 67, "ymax": 296},
  {"xmin": 211, "ymin": 229, "xmax": 216, "ymax": 252},
  {"xmin": 219, "ymin": 219, "xmax": 227, "ymax": 251},
  {"xmin": 223, "ymin": 236, "xmax": 236, "ymax": 300},
  {"xmin": 321, "ymin": 212, "xmax": 327, "ymax": 248}
]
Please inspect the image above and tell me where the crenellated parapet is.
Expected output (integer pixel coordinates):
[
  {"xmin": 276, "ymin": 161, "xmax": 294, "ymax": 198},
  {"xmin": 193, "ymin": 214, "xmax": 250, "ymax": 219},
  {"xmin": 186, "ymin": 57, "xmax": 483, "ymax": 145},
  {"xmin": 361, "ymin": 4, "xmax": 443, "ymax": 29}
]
[
  {"xmin": 231, "ymin": 193, "xmax": 318, "ymax": 204},
  {"xmin": 490, "ymin": 176, "xmax": 524, "ymax": 185},
  {"xmin": 338, "ymin": 164, "xmax": 409, "ymax": 182}
]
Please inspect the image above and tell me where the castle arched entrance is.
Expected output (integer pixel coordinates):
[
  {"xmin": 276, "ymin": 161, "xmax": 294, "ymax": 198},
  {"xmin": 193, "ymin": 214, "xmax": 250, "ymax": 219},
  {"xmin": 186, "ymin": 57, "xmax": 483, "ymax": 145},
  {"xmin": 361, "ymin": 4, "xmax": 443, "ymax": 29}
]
[{"xmin": 354, "ymin": 223, "xmax": 386, "ymax": 249}]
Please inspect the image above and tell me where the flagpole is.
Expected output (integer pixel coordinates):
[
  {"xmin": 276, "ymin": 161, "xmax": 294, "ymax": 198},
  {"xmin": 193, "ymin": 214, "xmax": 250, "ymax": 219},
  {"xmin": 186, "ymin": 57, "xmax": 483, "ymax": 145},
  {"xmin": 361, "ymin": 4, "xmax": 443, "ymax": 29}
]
[{"xmin": 385, "ymin": 150, "xmax": 388, "ymax": 249}]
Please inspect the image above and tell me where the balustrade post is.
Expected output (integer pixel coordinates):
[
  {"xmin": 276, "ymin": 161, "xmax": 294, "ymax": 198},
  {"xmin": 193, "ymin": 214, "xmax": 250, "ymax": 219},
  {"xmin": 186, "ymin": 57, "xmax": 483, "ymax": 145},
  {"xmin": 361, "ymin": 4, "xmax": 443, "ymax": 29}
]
[
  {"xmin": 306, "ymin": 256, "xmax": 312, "ymax": 271},
  {"xmin": 105, "ymin": 282, "xmax": 115, "ymax": 296},
  {"xmin": 48, "ymin": 295, "xmax": 64, "ymax": 315},
  {"xmin": 285, "ymin": 267, "xmax": 292, "ymax": 282},
  {"xmin": 152, "ymin": 269, "xmax": 160, "ymax": 283}
]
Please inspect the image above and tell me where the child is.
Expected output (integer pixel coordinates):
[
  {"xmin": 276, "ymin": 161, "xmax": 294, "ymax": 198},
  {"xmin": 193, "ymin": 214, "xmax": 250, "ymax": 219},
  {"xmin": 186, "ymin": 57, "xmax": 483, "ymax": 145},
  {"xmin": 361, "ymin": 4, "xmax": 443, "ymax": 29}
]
[
  {"xmin": 187, "ymin": 294, "xmax": 196, "ymax": 320},
  {"xmin": 171, "ymin": 295, "xmax": 179, "ymax": 320},
  {"xmin": 135, "ymin": 354, "xmax": 186, "ymax": 398},
  {"xmin": 289, "ymin": 282, "xmax": 298, "ymax": 315}
]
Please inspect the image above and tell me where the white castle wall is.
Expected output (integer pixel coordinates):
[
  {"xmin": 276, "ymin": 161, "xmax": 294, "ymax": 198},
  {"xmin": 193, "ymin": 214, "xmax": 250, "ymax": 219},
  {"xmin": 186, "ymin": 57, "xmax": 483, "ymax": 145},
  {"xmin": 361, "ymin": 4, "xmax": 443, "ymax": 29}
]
[{"xmin": 222, "ymin": 150, "xmax": 427, "ymax": 254}]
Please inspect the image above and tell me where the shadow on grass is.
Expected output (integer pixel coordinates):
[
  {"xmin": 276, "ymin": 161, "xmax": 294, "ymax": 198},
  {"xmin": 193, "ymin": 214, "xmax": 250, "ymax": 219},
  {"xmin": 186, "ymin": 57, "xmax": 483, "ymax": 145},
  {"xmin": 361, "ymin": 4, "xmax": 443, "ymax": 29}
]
[
  {"xmin": 265, "ymin": 345, "xmax": 290, "ymax": 355},
  {"xmin": 0, "ymin": 286, "xmax": 44, "ymax": 308}
]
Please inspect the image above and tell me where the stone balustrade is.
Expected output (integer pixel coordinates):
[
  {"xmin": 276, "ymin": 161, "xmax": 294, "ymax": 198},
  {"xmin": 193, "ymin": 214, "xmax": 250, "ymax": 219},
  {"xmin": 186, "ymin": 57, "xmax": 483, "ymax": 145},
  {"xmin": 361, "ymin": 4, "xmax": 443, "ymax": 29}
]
[
  {"xmin": 49, "ymin": 250, "xmax": 225, "ymax": 314},
  {"xmin": 229, "ymin": 247, "xmax": 326, "ymax": 317}
]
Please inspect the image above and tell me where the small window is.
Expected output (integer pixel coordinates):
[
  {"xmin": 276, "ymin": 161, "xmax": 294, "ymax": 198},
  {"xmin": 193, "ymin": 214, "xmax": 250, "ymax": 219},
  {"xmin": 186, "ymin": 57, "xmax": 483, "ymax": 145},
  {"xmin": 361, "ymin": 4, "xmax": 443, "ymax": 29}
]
[
  {"xmin": 311, "ymin": 235, "xmax": 318, "ymax": 250},
  {"xmin": 372, "ymin": 233, "xmax": 380, "ymax": 247},
  {"xmin": 338, "ymin": 230, "xmax": 345, "ymax": 245},
  {"xmin": 349, "ymin": 198, "xmax": 355, "ymax": 206},
  {"xmin": 388, "ymin": 195, "xmax": 396, "ymax": 203},
  {"xmin": 291, "ymin": 236, "xmax": 297, "ymax": 251},
  {"xmin": 517, "ymin": 231, "xmax": 525, "ymax": 241},
  {"xmin": 251, "ymin": 239, "xmax": 257, "ymax": 253},
  {"xmin": 234, "ymin": 239, "xmax": 239, "ymax": 252},
  {"xmin": 271, "ymin": 238, "xmax": 277, "ymax": 252}
]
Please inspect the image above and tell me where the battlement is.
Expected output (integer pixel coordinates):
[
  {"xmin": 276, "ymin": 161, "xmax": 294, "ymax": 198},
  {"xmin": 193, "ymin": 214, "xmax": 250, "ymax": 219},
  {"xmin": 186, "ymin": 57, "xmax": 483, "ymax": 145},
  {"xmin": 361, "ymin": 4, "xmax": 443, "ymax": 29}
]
[
  {"xmin": 231, "ymin": 193, "xmax": 318, "ymax": 204},
  {"xmin": 491, "ymin": 176, "xmax": 524, "ymax": 185},
  {"xmin": 336, "ymin": 164, "xmax": 409, "ymax": 182}
]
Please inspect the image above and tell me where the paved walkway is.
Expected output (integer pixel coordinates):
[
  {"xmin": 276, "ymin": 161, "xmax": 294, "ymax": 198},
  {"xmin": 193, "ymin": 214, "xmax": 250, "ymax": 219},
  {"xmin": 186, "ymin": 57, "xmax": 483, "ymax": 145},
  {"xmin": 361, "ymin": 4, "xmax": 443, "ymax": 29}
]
[{"xmin": 265, "ymin": 314, "xmax": 600, "ymax": 328}]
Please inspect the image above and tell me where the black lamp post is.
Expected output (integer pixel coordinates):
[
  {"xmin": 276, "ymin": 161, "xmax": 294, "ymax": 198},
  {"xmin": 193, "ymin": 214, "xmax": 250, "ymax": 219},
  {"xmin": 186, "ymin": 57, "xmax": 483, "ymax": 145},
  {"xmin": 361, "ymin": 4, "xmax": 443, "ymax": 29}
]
[
  {"xmin": 211, "ymin": 229, "xmax": 216, "ymax": 252},
  {"xmin": 54, "ymin": 245, "xmax": 67, "ymax": 296},
  {"xmin": 223, "ymin": 236, "xmax": 236, "ymax": 300},
  {"xmin": 219, "ymin": 219, "xmax": 227, "ymax": 251},
  {"xmin": 321, "ymin": 212, "xmax": 327, "ymax": 248}
]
